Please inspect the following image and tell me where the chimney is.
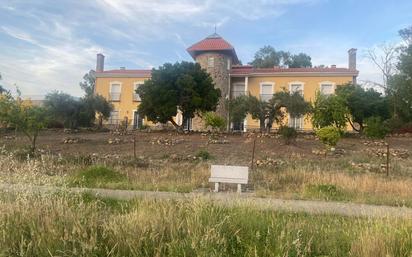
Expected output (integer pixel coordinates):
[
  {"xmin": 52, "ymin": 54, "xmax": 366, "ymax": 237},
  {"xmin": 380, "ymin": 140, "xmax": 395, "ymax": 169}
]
[
  {"xmin": 96, "ymin": 53, "xmax": 105, "ymax": 72},
  {"xmin": 348, "ymin": 48, "xmax": 357, "ymax": 70}
]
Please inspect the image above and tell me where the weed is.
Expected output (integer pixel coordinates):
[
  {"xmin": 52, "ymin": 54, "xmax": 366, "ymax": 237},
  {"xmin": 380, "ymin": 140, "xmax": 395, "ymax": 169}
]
[{"xmin": 69, "ymin": 166, "xmax": 127, "ymax": 188}]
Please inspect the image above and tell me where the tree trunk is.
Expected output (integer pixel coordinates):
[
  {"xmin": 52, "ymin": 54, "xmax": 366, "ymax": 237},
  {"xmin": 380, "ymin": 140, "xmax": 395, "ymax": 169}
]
[
  {"xmin": 259, "ymin": 118, "xmax": 265, "ymax": 133},
  {"xmin": 169, "ymin": 118, "xmax": 183, "ymax": 133}
]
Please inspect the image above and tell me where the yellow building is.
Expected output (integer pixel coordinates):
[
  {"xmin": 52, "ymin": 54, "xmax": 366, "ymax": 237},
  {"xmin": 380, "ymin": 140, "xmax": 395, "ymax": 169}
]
[{"xmin": 95, "ymin": 33, "xmax": 358, "ymax": 131}]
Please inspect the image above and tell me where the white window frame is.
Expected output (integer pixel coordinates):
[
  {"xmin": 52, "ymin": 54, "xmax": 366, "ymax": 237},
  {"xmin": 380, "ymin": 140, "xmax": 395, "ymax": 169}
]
[
  {"xmin": 288, "ymin": 81, "xmax": 305, "ymax": 96},
  {"xmin": 259, "ymin": 82, "xmax": 275, "ymax": 102},
  {"xmin": 207, "ymin": 57, "xmax": 214, "ymax": 67},
  {"xmin": 109, "ymin": 81, "xmax": 122, "ymax": 101},
  {"xmin": 319, "ymin": 81, "xmax": 336, "ymax": 95},
  {"xmin": 288, "ymin": 115, "xmax": 303, "ymax": 130},
  {"xmin": 133, "ymin": 81, "xmax": 144, "ymax": 101},
  {"xmin": 132, "ymin": 110, "xmax": 144, "ymax": 128}
]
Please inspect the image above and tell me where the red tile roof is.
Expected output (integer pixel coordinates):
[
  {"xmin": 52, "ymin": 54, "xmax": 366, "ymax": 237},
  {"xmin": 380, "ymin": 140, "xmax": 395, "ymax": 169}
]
[
  {"xmin": 230, "ymin": 65, "xmax": 358, "ymax": 76},
  {"xmin": 187, "ymin": 33, "xmax": 239, "ymax": 63}
]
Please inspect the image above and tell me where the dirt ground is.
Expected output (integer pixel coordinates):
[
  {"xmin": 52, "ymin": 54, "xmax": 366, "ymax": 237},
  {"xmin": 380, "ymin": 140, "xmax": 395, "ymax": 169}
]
[{"xmin": 1, "ymin": 129, "xmax": 411, "ymax": 167}]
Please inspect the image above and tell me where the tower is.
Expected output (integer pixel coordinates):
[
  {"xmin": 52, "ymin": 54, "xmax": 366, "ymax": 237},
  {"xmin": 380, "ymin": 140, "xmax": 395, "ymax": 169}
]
[{"xmin": 187, "ymin": 33, "xmax": 239, "ymax": 119}]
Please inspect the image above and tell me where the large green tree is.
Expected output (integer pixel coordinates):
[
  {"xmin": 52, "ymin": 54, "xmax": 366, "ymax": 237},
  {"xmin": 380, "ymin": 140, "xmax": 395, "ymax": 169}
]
[
  {"xmin": 249, "ymin": 45, "xmax": 312, "ymax": 68},
  {"xmin": 0, "ymin": 92, "xmax": 48, "ymax": 154},
  {"xmin": 137, "ymin": 62, "xmax": 220, "ymax": 131},
  {"xmin": 44, "ymin": 92, "xmax": 82, "ymax": 128},
  {"xmin": 388, "ymin": 26, "xmax": 412, "ymax": 123},
  {"xmin": 228, "ymin": 91, "xmax": 310, "ymax": 132},
  {"xmin": 336, "ymin": 84, "xmax": 390, "ymax": 132},
  {"xmin": 311, "ymin": 92, "xmax": 348, "ymax": 130}
]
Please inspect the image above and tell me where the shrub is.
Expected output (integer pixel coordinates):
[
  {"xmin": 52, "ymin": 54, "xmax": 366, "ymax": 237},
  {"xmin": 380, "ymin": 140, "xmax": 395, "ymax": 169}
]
[
  {"xmin": 364, "ymin": 116, "xmax": 389, "ymax": 139},
  {"xmin": 196, "ymin": 149, "xmax": 213, "ymax": 160},
  {"xmin": 278, "ymin": 126, "xmax": 297, "ymax": 145},
  {"xmin": 315, "ymin": 126, "xmax": 341, "ymax": 147},
  {"xmin": 69, "ymin": 166, "xmax": 127, "ymax": 187},
  {"xmin": 203, "ymin": 112, "xmax": 226, "ymax": 131},
  {"xmin": 304, "ymin": 184, "xmax": 347, "ymax": 201}
]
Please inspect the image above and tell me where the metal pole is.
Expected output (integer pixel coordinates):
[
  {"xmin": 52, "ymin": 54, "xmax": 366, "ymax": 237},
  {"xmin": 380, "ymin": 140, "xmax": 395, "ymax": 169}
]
[{"xmin": 133, "ymin": 134, "xmax": 137, "ymax": 160}]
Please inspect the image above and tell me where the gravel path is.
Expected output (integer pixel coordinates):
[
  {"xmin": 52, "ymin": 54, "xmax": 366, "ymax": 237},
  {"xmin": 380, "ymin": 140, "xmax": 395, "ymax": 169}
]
[{"xmin": 1, "ymin": 183, "xmax": 412, "ymax": 218}]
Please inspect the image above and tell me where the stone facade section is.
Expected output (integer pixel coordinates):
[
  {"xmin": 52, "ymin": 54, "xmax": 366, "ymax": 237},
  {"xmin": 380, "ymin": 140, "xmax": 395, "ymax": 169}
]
[{"xmin": 195, "ymin": 53, "xmax": 231, "ymax": 121}]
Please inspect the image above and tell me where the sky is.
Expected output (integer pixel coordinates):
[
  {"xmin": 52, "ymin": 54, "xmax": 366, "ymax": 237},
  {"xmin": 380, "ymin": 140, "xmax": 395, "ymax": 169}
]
[{"xmin": 0, "ymin": 0, "xmax": 411, "ymax": 97}]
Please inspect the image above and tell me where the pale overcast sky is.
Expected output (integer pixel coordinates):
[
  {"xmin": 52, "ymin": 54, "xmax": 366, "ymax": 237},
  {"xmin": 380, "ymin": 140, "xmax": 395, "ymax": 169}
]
[{"xmin": 0, "ymin": 0, "xmax": 411, "ymax": 96}]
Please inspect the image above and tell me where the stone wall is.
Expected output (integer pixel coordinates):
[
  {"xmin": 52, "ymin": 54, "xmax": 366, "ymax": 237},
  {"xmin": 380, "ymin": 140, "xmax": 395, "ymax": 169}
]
[{"xmin": 195, "ymin": 53, "xmax": 231, "ymax": 121}]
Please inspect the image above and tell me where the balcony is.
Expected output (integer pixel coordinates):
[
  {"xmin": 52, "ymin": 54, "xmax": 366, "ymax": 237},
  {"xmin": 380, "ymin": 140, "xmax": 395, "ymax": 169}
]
[
  {"xmin": 133, "ymin": 93, "xmax": 141, "ymax": 101},
  {"xmin": 109, "ymin": 93, "xmax": 121, "ymax": 102},
  {"xmin": 260, "ymin": 94, "xmax": 273, "ymax": 102}
]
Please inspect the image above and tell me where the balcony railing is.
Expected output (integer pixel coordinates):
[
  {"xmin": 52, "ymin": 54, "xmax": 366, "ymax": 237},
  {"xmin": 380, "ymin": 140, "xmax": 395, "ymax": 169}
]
[
  {"xmin": 133, "ymin": 93, "xmax": 141, "ymax": 101},
  {"xmin": 109, "ymin": 93, "xmax": 121, "ymax": 101},
  {"xmin": 260, "ymin": 94, "xmax": 273, "ymax": 102}
]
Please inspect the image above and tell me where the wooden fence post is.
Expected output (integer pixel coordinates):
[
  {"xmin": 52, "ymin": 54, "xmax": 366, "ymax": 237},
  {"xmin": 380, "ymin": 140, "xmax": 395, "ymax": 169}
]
[{"xmin": 386, "ymin": 143, "xmax": 390, "ymax": 176}]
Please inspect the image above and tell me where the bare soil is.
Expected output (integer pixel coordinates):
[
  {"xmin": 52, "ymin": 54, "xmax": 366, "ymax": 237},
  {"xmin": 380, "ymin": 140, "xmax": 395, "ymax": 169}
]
[{"xmin": 1, "ymin": 129, "xmax": 411, "ymax": 166}]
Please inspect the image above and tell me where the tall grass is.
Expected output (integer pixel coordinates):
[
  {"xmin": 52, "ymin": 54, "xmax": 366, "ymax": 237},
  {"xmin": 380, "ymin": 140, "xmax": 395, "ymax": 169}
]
[
  {"xmin": 2, "ymin": 147, "xmax": 412, "ymax": 206},
  {"xmin": 0, "ymin": 192, "xmax": 412, "ymax": 256}
]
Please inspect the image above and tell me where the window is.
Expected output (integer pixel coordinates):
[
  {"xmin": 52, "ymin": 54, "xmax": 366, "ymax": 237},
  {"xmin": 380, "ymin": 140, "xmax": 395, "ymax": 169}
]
[
  {"xmin": 109, "ymin": 83, "xmax": 121, "ymax": 101},
  {"xmin": 133, "ymin": 82, "xmax": 143, "ymax": 101},
  {"xmin": 109, "ymin": 110, "xmax": 119, "ymax": 125},
  {"xmin": 232, "ymin": 83, "xmax": 245, "ymax": 98},
  {"xmin": 320, "ymin": 83, "xmax": 334, "ymax": 95},
  {"xmin": 227, "ymin": 59, "xmax": 231, "ymax": 70},
  {"xmin": 290, "ymin": 83, "xmax": 303, "ymax": 96},
  {"xmin": 260, "ymin": 83, "xmax": 273, "ymax": 102},
  {"xmin": 208, "ymin": 57, "xmax": 214, "ymax": 67},
  {"xmin": 133, "ymin": 111, "xmax": 143, "ymax": 129},
  {"xmin": 289, "ymin": 115, "xmax": 303, "ymax": 130}
]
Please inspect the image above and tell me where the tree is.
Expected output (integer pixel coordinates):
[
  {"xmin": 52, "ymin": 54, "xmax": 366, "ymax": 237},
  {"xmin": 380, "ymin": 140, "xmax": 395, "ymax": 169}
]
[
  {"xmin": 79, "ymin": 70, "xmax": 113, "ymax": 127},
  {"xmin": 0, "ymin": 92, "xmax": 48, "ymax": 154},
  {"xmin": 249, "ymin": 46, "xmax": 312, "ymax": 68},
  {"xmin": 365, "ymin": 43, "xmax": 398, "ymax": 91},
  {"xmin": 45, "ymin": 91, "xmax": 113, "ymax": 129},
  {"xmin": 387, "ymin": 26, "xmax": 412, "ymax": 123},
  {"xmin": 311, "ymin": 92, "xmax": 348, "ymax": 130},
  {"xmin": 203, "ymin": 112, "xmax": 226, "ymax": 131},
  {"xmin": 285, "ymin": 53, "xmax": 312, "ymax": 68},
  {"xmin": 236, "ymin": 91, "xmax": 310, "ymax": 132},
  {"xmin": 247, "ymin": 95, "xmax": 276, "ymax": 132},
  {"xmin": 79, "ymin": 70, "xmax": 96, "ymax": 97},
  {"xmin": 137, "ymin": 62, "xmax": 220, "ymax": 131},
  {"xmin": 0, "ymin": 73, "xmax": 5, "ymax": 94},
  {"xmin": 249, "ymin": 46, "xmax": 290, "ymax": 68},
  {"xmin": 44, "ymin": 92, "xmax": 82, "ymax": 128},
  {"xmin": 336, "ymin": 84, "xmax": 390, "ymax": 132},
  {"xmin": 227, "ymin": 95, "xmax": 249, "ymax": 125}
]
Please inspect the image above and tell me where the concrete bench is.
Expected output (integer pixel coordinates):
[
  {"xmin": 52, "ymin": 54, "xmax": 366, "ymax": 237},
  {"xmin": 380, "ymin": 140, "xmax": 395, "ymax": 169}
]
[{"xmin": 209, "ymin": 165, "xmax": 249, "ymax": 193}]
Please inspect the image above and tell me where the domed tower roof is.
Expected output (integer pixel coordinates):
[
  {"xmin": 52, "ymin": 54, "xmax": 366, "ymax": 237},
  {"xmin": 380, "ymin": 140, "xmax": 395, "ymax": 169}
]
[{"xmin": 187, "ymin": 33, "xmax": 239, "ymax": 64}]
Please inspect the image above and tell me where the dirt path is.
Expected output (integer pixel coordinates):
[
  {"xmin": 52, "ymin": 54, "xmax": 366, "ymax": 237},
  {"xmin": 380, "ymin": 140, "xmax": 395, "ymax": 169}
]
[{"xmin": 1, "ymin": 183, "xmax": 412, "ymax": 218}]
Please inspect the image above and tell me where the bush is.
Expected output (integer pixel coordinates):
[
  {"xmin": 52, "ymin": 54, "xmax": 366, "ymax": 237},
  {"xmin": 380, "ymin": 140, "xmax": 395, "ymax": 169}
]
[
  {"xmin": 316, "ymin": 126, "xmax": 341, "ymax": 147},
  {"xmin": 69, "ymin": 166, "xmax": 127, "ymax": 187},
  {"xmin": 196, "ymin": 149, "xmax": 213, "ymax": 160},
  {"xmin": 203, "ymin": 112, "xmax": 226, "ymax": 131},
  {"xmin": 278, "ymin": 126, "xmax": 297, "ymax": 145},
  {"xmin": 364, "ymin": 116, "xmax": 389, "ymax": 139}
]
